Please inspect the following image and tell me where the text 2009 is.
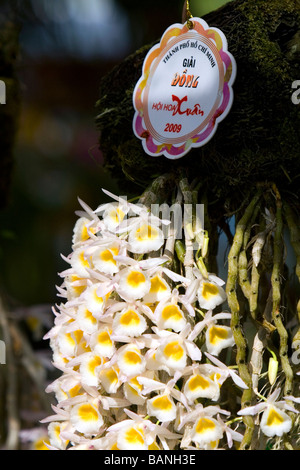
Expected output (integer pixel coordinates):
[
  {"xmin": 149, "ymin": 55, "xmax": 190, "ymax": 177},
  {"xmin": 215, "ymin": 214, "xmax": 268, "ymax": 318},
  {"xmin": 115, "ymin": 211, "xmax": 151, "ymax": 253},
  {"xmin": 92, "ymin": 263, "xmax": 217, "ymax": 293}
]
[{"xmin": 164, "ymin": 123, "xmax": 182, "ymax": 133}]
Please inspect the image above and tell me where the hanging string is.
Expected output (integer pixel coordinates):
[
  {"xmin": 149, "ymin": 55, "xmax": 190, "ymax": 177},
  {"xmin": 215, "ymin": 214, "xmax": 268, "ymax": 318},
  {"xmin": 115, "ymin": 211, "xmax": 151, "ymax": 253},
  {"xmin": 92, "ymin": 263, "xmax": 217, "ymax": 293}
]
[{"xmin": 185, "ymin": 0, "xmax": 194, "ymax": 29}]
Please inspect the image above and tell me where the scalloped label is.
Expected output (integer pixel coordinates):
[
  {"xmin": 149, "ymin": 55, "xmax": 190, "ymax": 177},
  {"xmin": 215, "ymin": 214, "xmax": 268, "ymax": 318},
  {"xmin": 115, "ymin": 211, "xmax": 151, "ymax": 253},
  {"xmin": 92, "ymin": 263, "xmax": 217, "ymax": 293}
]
[{"xmin": 133, "ymin": 18, "xmax": 236, "ymax": 159}]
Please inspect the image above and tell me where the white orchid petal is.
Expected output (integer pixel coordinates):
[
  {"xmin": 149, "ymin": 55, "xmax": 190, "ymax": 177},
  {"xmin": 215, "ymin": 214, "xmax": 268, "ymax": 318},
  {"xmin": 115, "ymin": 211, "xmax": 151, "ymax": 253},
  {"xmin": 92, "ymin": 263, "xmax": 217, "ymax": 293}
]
[
  {"xmin": 188, "ymin": 320, "xmax": 207, "ymax": 342},
  {"xmin": 162, "ymin": 267, "xmax": 191, "ymax": 284},
  {"xmin": 101, "ymin": 188, "xmax": 129, "ymax": 206},
  {"xmin": 185, "ymin": 341, "xmax": 202, "ymax": 361},
  {"xmin": 228, "ymin": 370, "xmax": 249, "ymax": 389},
  {"xmin": 211, "ymin": 313, "xmax": 232, "ymax": 321},
  {"xmin": 77, "ymin": 197, "xmax": 99, "ymax": 220},
  {"xmin": 208, "ymin": 274, "xmax": 226, "ymax": 286},
  {"xmin": 137, "ymin": 376, "xmax": 165, "ymax": 394},
  {"xmin": 237, "ymin": 402, "xmax": 266, "ymax": 416},
  {"xmin": 205, "ymin": 352, "xmax": 227, "ymax": 370},
  {"xmin": 284, "ymin": 404, "xmax": 299, "ymax": 414},
  {"xmin": 227, "ymin": 427, "xmax": 244, "ymax": 443},
  {"xmin": 284, "ymin": 395, "xmax": 300, "ymax": 404}
]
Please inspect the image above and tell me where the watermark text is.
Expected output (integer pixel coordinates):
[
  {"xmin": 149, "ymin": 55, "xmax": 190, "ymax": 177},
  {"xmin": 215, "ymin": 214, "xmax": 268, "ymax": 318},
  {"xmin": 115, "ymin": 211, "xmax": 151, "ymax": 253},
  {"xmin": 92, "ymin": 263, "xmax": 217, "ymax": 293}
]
[
  {"xmin": 0, "ymin": 340, "xmax": 6, "ymax": 364},
  {"xmin": 291, "ymin": 340, "xmax": 300, "ymax": 365},
  {"xmin": 291, "ymin": 80, "xmax": 300, "ymax": 105},
  {"xmin": 0, "ymin": 80, "xmax": 6, "ymax": 104}
]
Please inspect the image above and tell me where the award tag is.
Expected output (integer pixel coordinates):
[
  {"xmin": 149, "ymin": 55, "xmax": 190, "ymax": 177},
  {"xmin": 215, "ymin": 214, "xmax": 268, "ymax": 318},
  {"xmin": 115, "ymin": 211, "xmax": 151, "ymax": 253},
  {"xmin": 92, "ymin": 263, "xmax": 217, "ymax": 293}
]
[{"xmin": 133, "ymin": 17, "xmax": 236, "ymax": 159}]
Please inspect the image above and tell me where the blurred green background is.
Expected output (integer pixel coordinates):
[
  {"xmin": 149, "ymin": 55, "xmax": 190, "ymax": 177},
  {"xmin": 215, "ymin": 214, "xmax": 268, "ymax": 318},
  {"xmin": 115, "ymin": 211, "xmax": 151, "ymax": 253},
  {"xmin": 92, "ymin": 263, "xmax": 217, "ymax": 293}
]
[{"xmin": 0, "ymin": 0, "xmax": 231, "ymax": 312}]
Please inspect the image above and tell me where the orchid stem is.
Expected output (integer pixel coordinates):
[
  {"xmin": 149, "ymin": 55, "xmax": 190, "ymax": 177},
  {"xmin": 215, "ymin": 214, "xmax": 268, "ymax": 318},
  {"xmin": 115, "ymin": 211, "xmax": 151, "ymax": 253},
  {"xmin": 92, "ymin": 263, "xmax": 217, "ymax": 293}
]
[
  {"xmin": 226, "ymin": 190, "xmax": 262, "ymax": 449},
  {"xmin": 179, "ymin": 176, "xmax": 195, "ymax": 282},
  {"xmin": 271, "ymin": 188, "xmax": 293, "ymax": 397}
]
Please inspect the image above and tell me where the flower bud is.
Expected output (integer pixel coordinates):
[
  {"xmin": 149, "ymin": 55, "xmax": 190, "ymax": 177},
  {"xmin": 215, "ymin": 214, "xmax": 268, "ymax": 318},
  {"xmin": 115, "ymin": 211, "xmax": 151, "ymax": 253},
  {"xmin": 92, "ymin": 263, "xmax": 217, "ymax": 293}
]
[
  {"xmin": 175, "ymin": 240, "xmax": 186, "ymax": 263},
  {"xmin": 197, "ymin": 256, "xmax": 208, "ymax": 279},
  {"xmin": 268, "ymin": 356, "xmax": 278, "ymax": 386},
  {"xmin": 201, "ymin": 233, "xmax": 209, "ymax": 259}
]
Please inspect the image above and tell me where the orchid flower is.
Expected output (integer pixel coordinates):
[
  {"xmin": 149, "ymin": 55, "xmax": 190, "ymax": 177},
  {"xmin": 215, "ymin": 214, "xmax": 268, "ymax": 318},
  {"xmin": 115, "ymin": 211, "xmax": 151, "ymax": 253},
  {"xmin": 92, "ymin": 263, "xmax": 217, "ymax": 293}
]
[
  {"xmin": 205, "ymin": 352, "xmax": 248, "ymax": 389},
  {"xmin": 178, "ymin": 403, "xmax": 230, "ymax": 447},
  {"xmin": 237, "ymin": 388, "xmax": 299, "ymax": 437}
]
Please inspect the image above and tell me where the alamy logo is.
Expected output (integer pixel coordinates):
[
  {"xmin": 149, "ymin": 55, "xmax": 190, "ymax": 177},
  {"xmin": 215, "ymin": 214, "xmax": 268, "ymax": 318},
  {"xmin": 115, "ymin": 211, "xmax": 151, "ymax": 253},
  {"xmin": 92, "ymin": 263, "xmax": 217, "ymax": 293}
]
[
  {"xmin": 150, "ymin": 202, "xmax": 204, "ymax": 247},
  {"xmin": 291, "ymin": 80, "xmax": 300, "ymax": 105},
  {"xmin": 291, "ymin": 340, "xmax": 300, "ymax": 365},
  {"xmin": 0, "ymin": 80, "xmax": 6, "ymax": 104},
  {"xmin": 115, "ymin": 196, "xmax": 205, "ymax": 244},
  {"xmin": 0, "ymin": 340, "xmax": 6, "ymax": 364}
]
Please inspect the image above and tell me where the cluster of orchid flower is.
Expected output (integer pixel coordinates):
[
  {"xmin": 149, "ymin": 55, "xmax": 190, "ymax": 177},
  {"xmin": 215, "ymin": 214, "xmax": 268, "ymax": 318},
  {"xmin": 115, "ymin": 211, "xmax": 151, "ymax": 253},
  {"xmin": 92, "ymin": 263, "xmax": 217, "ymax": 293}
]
[{"xmin": 42, "ymin": 189, "xmax": 299, "ymax": 450}]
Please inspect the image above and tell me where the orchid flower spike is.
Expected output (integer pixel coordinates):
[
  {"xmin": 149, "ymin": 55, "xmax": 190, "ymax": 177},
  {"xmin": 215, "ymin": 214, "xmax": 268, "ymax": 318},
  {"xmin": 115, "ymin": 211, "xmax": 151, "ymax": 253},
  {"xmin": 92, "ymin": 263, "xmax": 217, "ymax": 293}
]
[{"xmin": 44, "ymin": 189, "xmax": 237, "ymax": 451}]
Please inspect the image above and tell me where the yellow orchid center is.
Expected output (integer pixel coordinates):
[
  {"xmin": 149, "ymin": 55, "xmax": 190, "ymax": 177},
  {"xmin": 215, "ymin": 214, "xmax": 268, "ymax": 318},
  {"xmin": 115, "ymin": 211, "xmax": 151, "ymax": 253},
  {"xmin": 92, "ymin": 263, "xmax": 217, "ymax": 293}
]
[
  {"xmin": 73, "ymin": 330, "xmax": 84, "ymax": 344},
  {"xmin": 84, "ymin": 309, "xmax": 97, "ymax": 325},
  {"xmin": 164, "ymin": 341, "xmax": 184, "ymax": 360},
  {"xmin": 88, "ymin": 356, "xmax": 102, "ymax": 375},
  {"xmin": 69, "ymin": 384, "xmax": 82, "ymax": 398},
  {"xmin": 202, "ymin": 282, "xmax": 219, "ymax": 300},
  {"xmin": 150, "ymin": 276, "xmax": 168, "ymax": 293},
  {"xmin": 196, "ymin": 418, "xmax": 216, "ymax": 434},
  {"xmin": 148, "ymin": 441, "xmax": 160, "ymax": 450},
  {"xmin": 127, "ymin": 271, "xmax": 146, "ymax": 287},
  {"xmin": 93, "ymin": 289, "xmax": 104, "ymax": 304},
  {"xmin": 136, "ymin": 225, "xmax": 158, "ymax": 241},
  {"xmin": 100, "ymin": 247, "xmax": 118, "ymax": 264},
  {"xmin": 209, "ymin": 326, "xmax": 228, "ymax": 345},
  {"xmin": 33, "ymin": 438, "xmax": 50, "ymax": 450},
  {"xmin": 189, "ymin": 374, "xmax": 210, "ymax": 391},
  {"xmin": 103, "ymin": 368, "xmax": 118, "ymax": 385},
  {"xmin": 78, "ymin": 404, "xmax": 99, "ymax": 422},
  {"xmin": 267, "ymin": 407, "xmax": 284, "ymax": 427},
  {"xmin": 151, "ymin": 395, "xmax": 173, "ymax": 411},
  {"xmin": 161, "ymin": 305, "xmax": 183, "ymax": 322},
  {"xmin": 81, "ymin": 224, "xmax": 96, "ymax": 241},
  {"xmin": 65, "ymin": 332, "xmax": 76, "ymax": 347},
  {"xmin": 97, "ymin": 330, "xmax": 112, "ymax": 347},
  {"xmin": 110, "ymin": 207, "xmax": 124, "ymax": 224},
  {"xmin": 120, "ymin": 310, "xmax": 140, "ymax": 326},
  {"xmin": 128, "ymin": 377, "xmax": 143, "ymax": 395},
  {"xmin": 110, "ymin": 443, "xmax": 119, "ymax": 450},
  {"xmin": 124, "ymin": 350, "xmax": 142, "ymax": 365},
  {"xmin": 79, "ymin": 251, "xmax": 90, "ymax": 268},
  {"xmin": 124, "ymin": 427, "xmax": 145, "ymax": 446},
  {"xmin": 210, "ymin": 372, "xmax": 222, "ymax": 387}
]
